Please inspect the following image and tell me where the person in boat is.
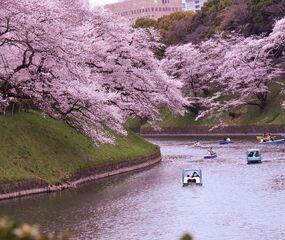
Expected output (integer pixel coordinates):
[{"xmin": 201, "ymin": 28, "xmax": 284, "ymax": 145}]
[
  {"xmin": 194, "ymin": 140, "xmax": 201, "ymax": 147},
  {"xmin": 226, "ymin": 137, "xmax": 231, "ymax": 142},
  {"xmin": 184, "ymin": 174, "xmax": 191, "ymax": 184},
  {"xmin": 266, "ymin": 133, "xmax": 271, "ymax": 139},
  {"xmin": 208, "ymin": 147, "xmax": 215, "ymax": 156},
  {"xmin": 190, "ymin": 171, "xmax": 200, "ymax": 183}
]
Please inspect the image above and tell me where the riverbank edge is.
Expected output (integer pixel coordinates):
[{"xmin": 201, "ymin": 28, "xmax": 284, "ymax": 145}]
[
  {"xmin": 0, "ymin": 151, "xmax": 161, "ymax": 201},
  {"xmin": 138, "ymin": 125, "xmax": 285, "ymax": 136}
]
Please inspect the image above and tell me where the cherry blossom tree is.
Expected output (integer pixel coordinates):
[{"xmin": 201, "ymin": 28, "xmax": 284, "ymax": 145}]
[
  {"xmin": 161, "ymin": 35, "xmax": 232, "ymax": 115},
  {"xmin": 218, "ymin": 32, "xmax": 284, "ymax": 110},
  {"xmin": 197, "ymin": 34, "xmax": 284, "ymax": 120},
  {"xmin": 162, "ymin": 21, "xmax": 285, "ymax": 122},
  {"xmin": 263, "ymin": 17, "xmax": 285, "ymax": 108},
  {"xmin": 263, "ymin": 17, "xmax": 285, "ymax": 57},
  {"xmin": 162, "ymin": 43, "xmax": 205, "ymax": 114},
  {"xmin": 0, "ymin": 0, "xmax": 184, "ymax": 143},
  {"xmin": 85, "ymin": 14, "xmax": 185, "ymax": 125}
]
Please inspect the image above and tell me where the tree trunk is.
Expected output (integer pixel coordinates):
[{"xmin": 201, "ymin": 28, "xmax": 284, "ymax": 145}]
[
  {"xmin": 184, "ymin": 103, "xmax": 200, "ymax": 115},
  {"xmin": 257, "ymin": 93, "xmax": 268, "ymax": 110}
]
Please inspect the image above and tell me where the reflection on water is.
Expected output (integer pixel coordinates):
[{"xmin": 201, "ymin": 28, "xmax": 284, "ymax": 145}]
[{"xmin": 0, "ymin": 136, "xmax": 285, "ymax": 240}]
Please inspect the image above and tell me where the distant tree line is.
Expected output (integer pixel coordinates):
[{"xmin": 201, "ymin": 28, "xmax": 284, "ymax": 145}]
[{"xmin": 134, "ymin": 0, "xmax": 285, "ymax": 45}]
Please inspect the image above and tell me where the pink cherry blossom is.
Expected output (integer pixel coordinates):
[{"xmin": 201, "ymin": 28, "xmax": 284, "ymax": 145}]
[{"xmin": 0, "ymin": 0, "xmax": 184, "ymax": 143}]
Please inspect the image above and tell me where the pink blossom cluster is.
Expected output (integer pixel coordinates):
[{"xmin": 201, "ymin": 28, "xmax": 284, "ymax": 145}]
[
  {"xmin": 162, "ymin": 18, "xmax": 285, "ymax": 121},
  {"xmin": 0, "ymin": 0, "xmax": 184, "ymax": 143}
]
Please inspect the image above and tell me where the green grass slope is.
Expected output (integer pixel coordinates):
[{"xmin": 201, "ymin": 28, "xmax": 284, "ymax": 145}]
[
  {"xmin": 0, "ymin": 111, "xmax": 158, "ymax": 183},
  {"xmin": 143, "ymin": 81, "xmax": 285, "ymax": 128}
]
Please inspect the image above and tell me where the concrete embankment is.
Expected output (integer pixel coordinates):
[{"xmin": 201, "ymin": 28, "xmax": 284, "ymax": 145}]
[
  {"xmin": 0, "ymin": 151, "xmax": 161, "ymax": 201},
  {"xmin": 139, "ymin": 125, "xmax": 285, "ymax": 136}
]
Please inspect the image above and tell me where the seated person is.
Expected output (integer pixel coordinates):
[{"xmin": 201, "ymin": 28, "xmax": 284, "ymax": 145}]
[
  {"xmin": 226, "ymin": 137, "xmax": 231, "ymax": 142},
  {"xmin": 254, "ymin": 151, "xmax": 260, "ymax": 157},
  {"xmin": 190, "ymin": 172, "xmax": 200, "ymax": 184},
  {"xmin": 184, "ymin": 174, "xmax": 191, "ymax": 184},
  {"xmin": 208, "ymin": 147, "xmax": 216, "ymax": 156},
  {"xmin": 248, "ymin": 152, "xmax": 254, "ymax": 157},
  {"xmin": 194, "ymin": 140, "xmax": 201, "ymax": 147}
]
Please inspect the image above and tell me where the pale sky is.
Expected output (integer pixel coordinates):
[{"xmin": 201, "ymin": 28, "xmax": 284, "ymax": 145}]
[{"xmin": 89, "ymin": 0, "xmax": 118, "ymax": 6}]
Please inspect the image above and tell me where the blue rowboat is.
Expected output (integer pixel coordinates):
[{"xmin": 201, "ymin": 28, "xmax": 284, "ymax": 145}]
[
  {"xmin": 247, "ymin": 148, "xmax": 262, "ymax": 164},
  {"xmin": 204, "ymin": 154, "xmax": 217, "ymax": 159},
  {"xmin": 259, "ymin": 139, "xmax": 285, "ymax": 145},
  {"xmin": 219, "ymin": 140, "xmax": 233, "ymax": 145}
]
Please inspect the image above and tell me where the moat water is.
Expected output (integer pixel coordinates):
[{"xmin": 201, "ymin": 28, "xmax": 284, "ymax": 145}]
[{"xmin": 1, "ymin": 136, "xmax": 285, "ymax": 240}]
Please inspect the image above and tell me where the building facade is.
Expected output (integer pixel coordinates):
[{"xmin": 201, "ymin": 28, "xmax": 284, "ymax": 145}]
[
  {"xmin": 104, "ymin": 0, "xmax": 182, "ymax": 22},
  {"xmin": 181, "ymin": 0, "xmax": 208, "ymax": 11}
]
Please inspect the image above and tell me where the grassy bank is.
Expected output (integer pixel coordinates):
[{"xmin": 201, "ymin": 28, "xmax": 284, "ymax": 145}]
[
  {"xmin": 138, "ymin": 81, "xmax": 285, "ymax": 129},
  {"xmin": 0, "ymin": 111, "xmax": 158, "ymax": 183}
]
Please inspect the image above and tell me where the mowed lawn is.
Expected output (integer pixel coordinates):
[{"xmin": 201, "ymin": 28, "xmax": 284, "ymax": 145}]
[{"xmin": 0, "ymin": 111, "xmax": 158, "ymax": 183}]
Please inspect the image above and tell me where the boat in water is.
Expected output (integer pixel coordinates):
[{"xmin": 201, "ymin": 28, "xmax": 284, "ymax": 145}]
[
  {"xmin": 193, "ymin": 141, "xmax": 201, "ymax": 147},
  {"xmin": 259, "ymin": 139, "xmax": 285, "ymax": 145},
  {"xmin": 204, "ymin": 154, "xmax": 217, "ymax": 159},
  {"xmin": 256, "ymin": 136, "xmax": 276, "ymax": 141},
  {"xmin": 182, "ymin": 168, "xmax": 202, "ymax": 186},
  {"xmin": 219, "ymin": 140, "xmax": 233, "ymax": 145},
  {"xmin": 247, "ymin": 148, "xmax": 262, "ymax": 164}
]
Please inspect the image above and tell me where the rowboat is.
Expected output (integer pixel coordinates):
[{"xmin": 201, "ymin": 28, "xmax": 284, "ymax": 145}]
[
  {"xmin": 204, "ymin": 154, "xmax": 217, "ymax": 159},
  {"xmin": 259, "ymin": 139, "xmax": 285, "ymax": 144},
  {"xmin": 219, "ymin": 140, "xmax": 233, "ymax": 145},
  {"xmin": 247, "ymin": 148, "xmax": 262, "ymax": 164},
  {"xmin": 182, "ymin": 168, "xmax": 202, "ymax": 186},
  {"xmin": 256, "ymin": 136, "xmax": 276, "ymax": 141}
]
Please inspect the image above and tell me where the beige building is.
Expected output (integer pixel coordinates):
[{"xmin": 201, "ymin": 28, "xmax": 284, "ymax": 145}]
[
  {"xmin": 104, "ymin": 0, "xmax": 182, "ymax": 22},
  {"xmin": 182, "ymin": 0, "xmax": 208, "ymax": 11}
]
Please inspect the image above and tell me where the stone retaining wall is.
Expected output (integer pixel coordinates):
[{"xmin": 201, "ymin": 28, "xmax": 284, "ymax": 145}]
[
  {"xmin": 0, "ymin": 151, "xmax": 161, "ymax": 201},
  {"xmin": 140, "ymin": 125, "xmax": 285, "ymax": 136}
]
